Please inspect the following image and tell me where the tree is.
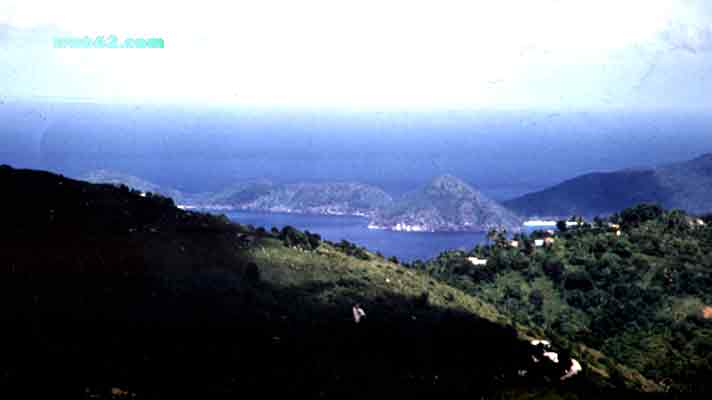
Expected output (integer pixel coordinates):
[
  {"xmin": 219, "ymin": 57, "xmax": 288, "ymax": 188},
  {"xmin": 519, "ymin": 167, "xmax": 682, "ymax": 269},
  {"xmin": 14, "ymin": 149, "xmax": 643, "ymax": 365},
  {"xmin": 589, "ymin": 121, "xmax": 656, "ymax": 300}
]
[
  {"xmin": 564, "ymin": 271, "xmax": 594, "ymax": 291},
  {"xmin": 496, "ymin": 228, "xmax": 509, "ymax": 247},
  {"xmin": 529, "ymin": 289, "xmax": 544, "ymax": 310},
  {"xmin": 557, "ymin": 220, "xmax": 568, "ymax": 232},
  {"xmin": 664, "ymin": 209, "xmax": 690, "ymax": 232},
  {"xmin": 305, "ymin": 231, "xmax": 321, "ymax": 249},
  {"xmin": 619, "ymin": 203, "xmax": 664, "ymax": 226},
  {"xmin": 487, "ymin": 228, "xmax": 498, "ymax": 246},
  {"xmin": 593, "ymin": 216, "xmax": 605, "ymax": 229}
]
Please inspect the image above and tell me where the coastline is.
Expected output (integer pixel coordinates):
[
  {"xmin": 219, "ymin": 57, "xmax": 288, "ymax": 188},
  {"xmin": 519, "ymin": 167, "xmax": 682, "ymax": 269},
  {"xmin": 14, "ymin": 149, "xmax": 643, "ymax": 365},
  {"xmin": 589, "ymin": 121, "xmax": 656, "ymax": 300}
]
[{"xmin": 178, "ymin": 204, "xmax": 557, "ymax": 233}]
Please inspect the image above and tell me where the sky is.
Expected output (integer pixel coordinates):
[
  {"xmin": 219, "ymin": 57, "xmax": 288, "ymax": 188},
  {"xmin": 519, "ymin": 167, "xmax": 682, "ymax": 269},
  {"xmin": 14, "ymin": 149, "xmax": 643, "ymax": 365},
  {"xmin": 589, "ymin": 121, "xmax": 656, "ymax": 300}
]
[
  {"xmin": 1, "ymin": 1, "xmax": 712, "ymax": 199},
  {"xmin": 1, "ymin": 0, "xmax": 712, "ymax": 111}
]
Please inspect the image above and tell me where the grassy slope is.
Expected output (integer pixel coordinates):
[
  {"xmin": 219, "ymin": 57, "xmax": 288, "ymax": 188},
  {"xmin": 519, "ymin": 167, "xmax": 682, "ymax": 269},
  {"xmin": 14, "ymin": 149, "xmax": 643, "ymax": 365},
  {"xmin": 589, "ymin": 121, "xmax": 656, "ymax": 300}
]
[{"xmin": 247, "ymin": 237, "xmax": 504, "ymax": 322}]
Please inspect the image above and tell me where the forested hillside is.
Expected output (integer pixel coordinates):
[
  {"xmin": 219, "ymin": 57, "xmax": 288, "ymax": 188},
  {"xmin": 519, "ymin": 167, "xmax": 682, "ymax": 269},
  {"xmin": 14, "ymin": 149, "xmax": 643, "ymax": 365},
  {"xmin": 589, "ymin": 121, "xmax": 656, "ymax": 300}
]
[{"xmin": 410, "ymin": 204, "xmax": 712, "ymax": 392}]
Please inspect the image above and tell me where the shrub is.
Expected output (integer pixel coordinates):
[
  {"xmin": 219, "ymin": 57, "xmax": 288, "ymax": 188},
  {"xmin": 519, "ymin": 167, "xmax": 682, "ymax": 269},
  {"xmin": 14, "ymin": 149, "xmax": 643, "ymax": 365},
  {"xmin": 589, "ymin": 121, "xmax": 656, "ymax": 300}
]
[
  {"xmin": 305, "ymin": 230, "xmax": 321, "ymax": 249},
  {"xmin": 564, "ymin": 272, "xmax": 594, "ymax": 291},
  {"xmin": 529, "ymin": 289, "xmax": 544, "ymax": 310},
  {"xmin": 566, "ymin": 290, "xmax": 586, "ymax": 308},
  {"xmin": 415, "ymin": 291, "xmax": 430, "ymax": 307},
  {"xmin": 542, "ymin": 255, "xmax": 565, "ymax": 283}
]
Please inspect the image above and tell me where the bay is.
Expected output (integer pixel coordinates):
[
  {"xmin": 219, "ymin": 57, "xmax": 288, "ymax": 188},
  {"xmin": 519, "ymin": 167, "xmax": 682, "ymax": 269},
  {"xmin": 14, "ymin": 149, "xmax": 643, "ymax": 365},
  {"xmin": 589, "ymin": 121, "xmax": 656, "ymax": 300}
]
[{"xmin": 223, "ymin": 210, "xmax": 552, "ymax": 262}]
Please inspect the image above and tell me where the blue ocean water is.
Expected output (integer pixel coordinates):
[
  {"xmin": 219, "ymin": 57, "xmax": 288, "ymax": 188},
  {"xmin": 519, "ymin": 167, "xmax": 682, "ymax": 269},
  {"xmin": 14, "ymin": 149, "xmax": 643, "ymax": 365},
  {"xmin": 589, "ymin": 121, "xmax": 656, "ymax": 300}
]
[{"xmin": 225, "ymin": 210, "xmax": 551, "ymax": 262}]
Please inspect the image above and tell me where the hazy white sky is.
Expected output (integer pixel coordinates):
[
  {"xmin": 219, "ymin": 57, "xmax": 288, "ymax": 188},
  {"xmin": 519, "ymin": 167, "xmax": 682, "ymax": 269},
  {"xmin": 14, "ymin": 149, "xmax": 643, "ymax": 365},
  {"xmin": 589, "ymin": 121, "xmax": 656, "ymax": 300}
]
[{"xmin": 1, "ymin": 0, "xmax": 711, "ymax": 110}]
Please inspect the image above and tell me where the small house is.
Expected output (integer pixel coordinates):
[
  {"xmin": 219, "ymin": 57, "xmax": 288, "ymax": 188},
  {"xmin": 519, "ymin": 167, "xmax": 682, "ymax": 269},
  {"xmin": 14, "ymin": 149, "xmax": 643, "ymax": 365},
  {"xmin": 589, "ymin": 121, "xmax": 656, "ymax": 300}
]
[
  {"xmin": 467, "ymin": 257, "xmax": 488, "ymax": 266},
  {"xmin": 703, "ymin": 306, "xmax": 712, "ymax": 319},
  {"xmin": 534, "ymin": 239, "xmax": 544, "ymax": 247},
  {"xmin": 510, "ymin": 240, "xmax": 520, "ymax": 248}
]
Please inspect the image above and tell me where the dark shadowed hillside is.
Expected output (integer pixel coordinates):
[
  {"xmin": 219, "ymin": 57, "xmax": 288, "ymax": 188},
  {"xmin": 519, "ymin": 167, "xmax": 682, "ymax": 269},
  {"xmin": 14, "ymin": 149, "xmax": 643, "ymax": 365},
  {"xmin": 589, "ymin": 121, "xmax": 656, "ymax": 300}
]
[
  {"xmin": 0, "ymin": 165, "xmax": 627, "ymax": 398},
  {"xmin": 504, "ymin": 153, "xmax": 712, "ymax": 218}
]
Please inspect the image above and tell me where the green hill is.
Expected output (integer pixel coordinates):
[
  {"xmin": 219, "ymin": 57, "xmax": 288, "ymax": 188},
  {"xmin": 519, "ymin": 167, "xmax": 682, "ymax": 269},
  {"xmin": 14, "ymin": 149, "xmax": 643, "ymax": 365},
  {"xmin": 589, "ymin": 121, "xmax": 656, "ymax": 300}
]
[
  {"xmin": 80, "ymin": 169, "xmax": 394, "ymax": 217},
  {"xmin": 209, "ymin": 181, "xmax": 394, "ymax": 216},
  {"xmin": 0, "ymin": 164, "xmax": 631, "ymax": 398},
  {"xmin": 80, "ymin": 169, "xmax": 187, "ymax": 203},
  {"xmin": 371, "ymin": 175, "xmax": 522, "ymax": 232},
  {"xmin": 413, "ymin": 204, "xmax": 712, "ymax": 392}
]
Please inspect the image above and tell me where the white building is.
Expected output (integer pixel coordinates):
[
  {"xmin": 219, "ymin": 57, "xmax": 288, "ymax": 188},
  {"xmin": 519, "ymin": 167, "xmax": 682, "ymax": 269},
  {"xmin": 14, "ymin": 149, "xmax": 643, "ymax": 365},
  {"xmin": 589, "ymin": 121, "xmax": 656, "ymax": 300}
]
[
  {"xmin": 393, "ymin": 223, "xmax": 427, "ymax": 232},
  {"xmin": 467, "ymin": 257, "xmax": 488, "ymax": 266}
]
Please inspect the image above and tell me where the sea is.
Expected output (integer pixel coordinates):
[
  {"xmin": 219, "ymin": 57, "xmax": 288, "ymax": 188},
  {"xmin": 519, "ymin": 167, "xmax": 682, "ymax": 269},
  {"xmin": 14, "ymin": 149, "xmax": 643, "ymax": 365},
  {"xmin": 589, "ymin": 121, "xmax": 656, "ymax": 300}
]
[{"xmin": 224, "ymin": 210, "xmax": 551, "ymax": 262}]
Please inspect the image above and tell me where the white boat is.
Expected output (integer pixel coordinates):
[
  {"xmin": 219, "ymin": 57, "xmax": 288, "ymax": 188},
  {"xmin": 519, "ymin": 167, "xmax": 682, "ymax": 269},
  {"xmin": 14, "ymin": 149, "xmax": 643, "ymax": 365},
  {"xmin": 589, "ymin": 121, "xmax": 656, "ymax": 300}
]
[{"xmin": 523, "ymin": 220, "xmax": 557, "ymax": 227}]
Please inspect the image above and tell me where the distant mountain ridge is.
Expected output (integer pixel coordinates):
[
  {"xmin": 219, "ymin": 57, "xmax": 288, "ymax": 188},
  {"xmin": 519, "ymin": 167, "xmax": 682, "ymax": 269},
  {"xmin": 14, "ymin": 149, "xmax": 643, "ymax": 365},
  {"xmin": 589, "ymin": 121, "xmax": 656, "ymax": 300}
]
[
  {"xmin": 504, "ymin": 153, "xmax": 712, "ymax": 218},
  {"xmin": 77, "ymin": 152, "xmax": 712, "ymax": 228},
  {"xmin": 369, "ymin": 175, "xmax": 522, "ymax": 232}
]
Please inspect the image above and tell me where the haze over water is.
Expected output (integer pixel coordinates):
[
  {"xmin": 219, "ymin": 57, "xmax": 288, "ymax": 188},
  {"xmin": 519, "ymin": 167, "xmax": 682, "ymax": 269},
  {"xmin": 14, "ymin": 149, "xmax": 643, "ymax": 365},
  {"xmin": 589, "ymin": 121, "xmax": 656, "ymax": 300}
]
[{"xmin": 2, "ymin": 101, "xmax": 711, "ymax": 202}]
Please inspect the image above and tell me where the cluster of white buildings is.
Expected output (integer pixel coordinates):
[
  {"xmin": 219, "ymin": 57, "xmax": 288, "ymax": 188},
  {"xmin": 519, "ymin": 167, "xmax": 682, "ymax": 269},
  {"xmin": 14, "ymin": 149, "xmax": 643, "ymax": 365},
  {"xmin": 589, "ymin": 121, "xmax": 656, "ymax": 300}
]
[
  {"xmin": 528, "ymin": 339, "xmax": 582, "ymax": 381},
  {"xmin": 367, "ymin": 223, "xmax": 428, "ymax": 232}
]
